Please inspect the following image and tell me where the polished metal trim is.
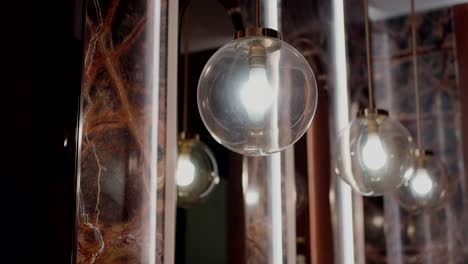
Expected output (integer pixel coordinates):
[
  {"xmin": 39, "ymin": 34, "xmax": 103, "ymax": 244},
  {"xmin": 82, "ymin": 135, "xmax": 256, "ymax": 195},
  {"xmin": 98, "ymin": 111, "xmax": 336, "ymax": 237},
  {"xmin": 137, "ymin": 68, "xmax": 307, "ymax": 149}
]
[
  {"xmin": 416, "ymin": 148, "xmax": 434, "ymax": 157},
  {"xmin": 356, "ymin": 108, "xmax": 389, "ymax": 118},
  {"xmin": 234, "ymin": 27, "xmax": 283, "ymax": 40}
]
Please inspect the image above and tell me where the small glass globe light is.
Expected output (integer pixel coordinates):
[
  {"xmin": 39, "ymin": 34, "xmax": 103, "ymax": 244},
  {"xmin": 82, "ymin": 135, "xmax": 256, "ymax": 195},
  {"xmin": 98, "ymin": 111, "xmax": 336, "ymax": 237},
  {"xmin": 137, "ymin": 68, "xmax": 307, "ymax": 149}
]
[
  {"xmin": 197, "ymin": 28, "xmax": 318, "ymax": 156},
  {"xmin": 176, "ymin": 134, "xmax": 219, "ymax": 207},
  {"xmin": 333, "ymin": 108, "xmax": 416, "ymax": 196},
  {"xmin": 394, "ymin": 149, "xmax": 451, "ymax": 213}
]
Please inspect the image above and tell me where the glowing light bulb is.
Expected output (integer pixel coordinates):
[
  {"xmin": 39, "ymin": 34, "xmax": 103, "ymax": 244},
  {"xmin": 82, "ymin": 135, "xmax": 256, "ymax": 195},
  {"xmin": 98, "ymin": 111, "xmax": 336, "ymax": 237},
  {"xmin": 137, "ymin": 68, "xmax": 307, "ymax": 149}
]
[
  {"xmin": 410, "ymin": 168, "xmax": 433, "ymax": 197},
  {"xmin": 361, "ymin": 132, "xmax": 387, "ymax": 170},
  {"xmin": 197, "ymin": 35, "xmax": 317, "ymax": 155},
  {"xmin": 371, "ymin": 215, "xmax": 384, "ymax": 228},
  {"xmin": 245, "ymin": 189, "xmax": 259, "ymax": 206},
  {"xmin": 176, "ymin": 155, "xmax": 195, "ymax": 187},
  {"xmin": 240, "ymin": 67, "xmax": 274, "ymax": 120},
  {"xmin": 334, "ymin": 111, "xmax": 415, "ymax": 195}
]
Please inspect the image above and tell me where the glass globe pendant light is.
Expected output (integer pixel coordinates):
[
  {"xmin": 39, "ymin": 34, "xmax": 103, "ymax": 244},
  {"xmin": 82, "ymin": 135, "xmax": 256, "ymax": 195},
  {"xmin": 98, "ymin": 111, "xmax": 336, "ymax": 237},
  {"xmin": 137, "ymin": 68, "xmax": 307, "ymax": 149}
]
[
  {"xmin": 395, "ymin": 150, "xmax": 449, "ymax": 213},
  {"xmin": 333, "ymin": 0, "xmax": 416, "ymax": 196},
  {"xmin": 177, "ymin": 133, "xmax": 219, "ymax": 207},
  {"xmin": 393, "ymin": 0, "xmax": 451, "ymax": 213},
  {"xmin": 197, "ymin": 0, "xmax": 318, "ymax": 156},
  {"xmin": 176, "ymin": 7, "xmax": 219, "ymax": 208}
]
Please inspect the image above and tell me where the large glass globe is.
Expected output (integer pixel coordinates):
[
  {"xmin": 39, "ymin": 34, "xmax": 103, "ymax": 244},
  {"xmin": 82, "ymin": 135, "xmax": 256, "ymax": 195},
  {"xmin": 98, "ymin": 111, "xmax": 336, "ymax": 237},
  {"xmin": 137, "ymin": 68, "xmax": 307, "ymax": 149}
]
[
  {"xmin": 333, "ymin": 109, "xmax": 416, "ymax": 196},
  {"xmin": 176, "ymin": 134, "xmax": 219, "ymax": 207},
  {"xmin": 394, "ymin": 150, "xmax": 451, "ymax": 213},
  {"xmin": 197, "ymin": 28, "xmax": 317, "ymax": 156}
]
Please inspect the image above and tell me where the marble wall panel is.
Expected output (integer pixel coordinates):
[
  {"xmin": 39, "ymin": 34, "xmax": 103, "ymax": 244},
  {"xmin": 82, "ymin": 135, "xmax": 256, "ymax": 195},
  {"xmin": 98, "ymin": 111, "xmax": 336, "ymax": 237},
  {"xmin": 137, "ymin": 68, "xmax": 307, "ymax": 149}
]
[{"xmin": 75, "ymin": 0, "xmax": 170, "ymax": 263}]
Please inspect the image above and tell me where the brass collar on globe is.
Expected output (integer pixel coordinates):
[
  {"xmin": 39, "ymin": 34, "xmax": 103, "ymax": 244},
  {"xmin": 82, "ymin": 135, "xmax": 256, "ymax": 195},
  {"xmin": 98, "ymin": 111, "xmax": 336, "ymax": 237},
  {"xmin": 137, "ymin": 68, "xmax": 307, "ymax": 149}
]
[
  {"xmin": 234, "ymin": 28, "xmax": 282, "ymax": 53},
  {"xmin": 356, "ymin": 108, "xmax": 389, "ymax": 118},
  {"xmin": 178, "ymin": 133, "xmax": 200, "ymax": 153},
  {"xmin": 415, "ymin": 148, "xmax": 434, "ymax": 167},
  {"xmin": 234, "ymin": 27, "xmax": 282, "ymax": 40},
  {"xmin": 179, "ymin": 132, "xmax": 200, "ymax": 141},
  {"xmin": 415, "ymin": 148, "xmax": 434, "ymax": 157}
]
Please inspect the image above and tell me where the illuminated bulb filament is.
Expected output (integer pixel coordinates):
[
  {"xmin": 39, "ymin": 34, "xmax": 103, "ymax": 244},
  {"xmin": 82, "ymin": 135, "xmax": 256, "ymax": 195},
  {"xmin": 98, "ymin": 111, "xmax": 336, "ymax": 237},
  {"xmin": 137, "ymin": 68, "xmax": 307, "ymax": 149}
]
[
  {"xmin": 371, "ymin": 215, "xmax": 384, "ymax": 228},
  {"xmin": 176, "ymin": 155, "xmax": 196, "ymax": 187},
  {"xmin": 362, "ymin": 133, "xmax": 387, "ymax": 170},
  {"xmin": 245, "ymin": 189, "xmax": 260, "ymax": 206},
  {"xmin": 240, "ymin": 67, "xmax": 274, "ymax": 119},
  {"xmin": 410, "ymin": 168, "xmax": 433, "ymax": 196}
]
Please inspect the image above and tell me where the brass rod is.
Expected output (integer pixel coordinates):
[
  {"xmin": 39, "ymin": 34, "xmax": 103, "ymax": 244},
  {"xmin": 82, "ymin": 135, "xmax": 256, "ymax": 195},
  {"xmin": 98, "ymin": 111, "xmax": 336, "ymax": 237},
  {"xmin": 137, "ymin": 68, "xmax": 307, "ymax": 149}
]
[
  {"xmin": 255, "ymin": 0, "xmax": 260, "ymax": 28},
  {"xmin": 183, "ymin": 6, "xmax": 190, "ymax": 134},
  {"xmin": 411, "ymin": 0, "xmax": 423, "ymax": 150},
  {"xmin": 364, "ymin": 0, "xmax": 376, "ymax": 110}
]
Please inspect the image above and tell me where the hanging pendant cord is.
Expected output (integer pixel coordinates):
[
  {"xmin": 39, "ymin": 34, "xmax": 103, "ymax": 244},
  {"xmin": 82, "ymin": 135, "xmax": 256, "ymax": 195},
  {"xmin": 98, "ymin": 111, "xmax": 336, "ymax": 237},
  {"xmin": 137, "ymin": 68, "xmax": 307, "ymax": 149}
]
[
  {"xmin": 182, "ymin": 5, "xmax": 190, "ymax": 134},
  {"xmin": 411, "ymin": 0, "xmax": 423, "ymax": 150},
  {"xmin": 364, "ymin": 0, "xmax": 375, "ymax": 110},
  {"xmin": 255, "ymin": 0, "xmax": 260, "ymax": 28}
]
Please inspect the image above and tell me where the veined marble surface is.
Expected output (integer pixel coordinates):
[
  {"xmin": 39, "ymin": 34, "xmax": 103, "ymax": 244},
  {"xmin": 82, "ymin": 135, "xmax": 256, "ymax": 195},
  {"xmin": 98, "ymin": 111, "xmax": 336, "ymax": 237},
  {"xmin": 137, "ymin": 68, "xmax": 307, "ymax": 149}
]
[{"xmin": 76, "ymin": 0, "xmax": 169, "ymax": 263}]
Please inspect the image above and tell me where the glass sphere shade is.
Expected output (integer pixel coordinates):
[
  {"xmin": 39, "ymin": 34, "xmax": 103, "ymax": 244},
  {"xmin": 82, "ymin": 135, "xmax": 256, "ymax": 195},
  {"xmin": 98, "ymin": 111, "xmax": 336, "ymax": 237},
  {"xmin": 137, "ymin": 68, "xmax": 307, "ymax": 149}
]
[
  {"xmin": 176, "ymin": 136, "xmax": 219, "ymax": 207},
  {"xmin": 333, "ymin": 110, "xmax": 416, "ymax": 196},
  {"xmin": 394, "ymin": 151, "xmax": 451, "ymax": 213},
  {"xmin": 197, "ymin": 36, "xmax": 318, "ymax": 156}
]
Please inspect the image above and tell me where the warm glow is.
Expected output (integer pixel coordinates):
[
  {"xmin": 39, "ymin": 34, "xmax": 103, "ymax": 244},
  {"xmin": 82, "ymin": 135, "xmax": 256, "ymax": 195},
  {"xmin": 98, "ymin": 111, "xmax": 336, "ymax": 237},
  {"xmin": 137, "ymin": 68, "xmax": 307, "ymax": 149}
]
[
  {"xmin": 176, "ymin": 155, "xmax": 195, "ymax": 187},
  {"xmin": 240, "ymin": 67, "xmax": 274, "ymax": 119},
  {"xmin": 371, "ymin": 215, "xmax": 384, "ymax": 228},
  {"xmin": 361, "ymin": 133, "xmax": 387, "ymax": 170},
  {"xmin": 410, "ymin": 168, "xmax": 433, "ymax": 196},
  {"xmin": 245, "ymin": 189, "xmax": 259, "ymax": 206}
]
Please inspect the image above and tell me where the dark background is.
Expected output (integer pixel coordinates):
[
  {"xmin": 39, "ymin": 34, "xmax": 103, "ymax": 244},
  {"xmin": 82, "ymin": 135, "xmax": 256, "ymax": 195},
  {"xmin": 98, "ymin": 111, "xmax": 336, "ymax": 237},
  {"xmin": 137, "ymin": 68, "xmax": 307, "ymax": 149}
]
[{"xmin": 32, "ymin": 0, "xmax": 83, "ymax": 263}]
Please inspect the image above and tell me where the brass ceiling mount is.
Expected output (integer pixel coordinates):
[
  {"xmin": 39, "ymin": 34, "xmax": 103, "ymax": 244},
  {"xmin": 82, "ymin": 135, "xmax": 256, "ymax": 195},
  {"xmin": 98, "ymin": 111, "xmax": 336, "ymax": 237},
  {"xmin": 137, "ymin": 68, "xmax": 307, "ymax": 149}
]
[
  {"xmin": 356, "ymin": 108, "xmax": 389, "ymax": 118},
  {"xmin": 234, "ymin": 27, "xmax": 283, "ymax": 53},
  {"xmin": 234, "ymin": 27, "xmax": 282, "ymax": 40}
]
